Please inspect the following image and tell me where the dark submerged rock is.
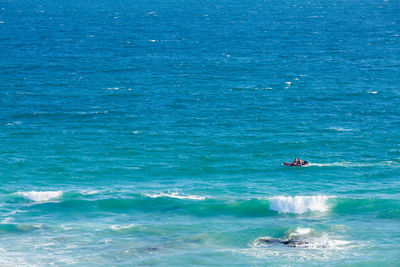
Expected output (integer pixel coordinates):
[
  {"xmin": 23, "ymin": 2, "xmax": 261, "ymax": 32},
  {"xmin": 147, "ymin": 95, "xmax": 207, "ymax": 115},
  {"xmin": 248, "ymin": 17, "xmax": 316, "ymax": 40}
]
[{"xmin": 256, "ymin": 237, "xmax": 311, "ymax": 247}]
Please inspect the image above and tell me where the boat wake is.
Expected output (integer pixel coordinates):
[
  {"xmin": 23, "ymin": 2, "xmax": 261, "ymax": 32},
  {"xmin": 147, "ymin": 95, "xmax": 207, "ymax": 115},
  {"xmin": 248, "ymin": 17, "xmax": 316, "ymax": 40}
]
[{"xmin": 308, "ymin": 161, "xmax": 399, "ymax": 167}]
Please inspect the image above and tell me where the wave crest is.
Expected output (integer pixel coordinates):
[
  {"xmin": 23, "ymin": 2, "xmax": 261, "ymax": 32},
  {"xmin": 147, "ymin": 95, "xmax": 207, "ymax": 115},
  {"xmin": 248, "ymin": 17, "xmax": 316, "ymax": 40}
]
[
  {"xmin": 143, "ymin": 192, "xmax": 206, "ymax": 200},
  {"xmin": 269, "ymin": 196, "xmax": 334, "ymax": 214},
  {"xmin": 288, "ymin": 227, "xmax": 312, "ymax": 238},
  {"xmin": 18, "ymin": 191, "xmax": 63, "ymax": 202}
]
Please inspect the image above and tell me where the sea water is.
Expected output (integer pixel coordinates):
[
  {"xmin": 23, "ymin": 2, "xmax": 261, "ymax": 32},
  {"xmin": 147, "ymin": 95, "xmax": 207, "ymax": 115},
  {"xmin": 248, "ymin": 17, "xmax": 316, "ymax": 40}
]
[{"xmin": 1, "ymin": 0, "xmax": 400, "ymax": 265}]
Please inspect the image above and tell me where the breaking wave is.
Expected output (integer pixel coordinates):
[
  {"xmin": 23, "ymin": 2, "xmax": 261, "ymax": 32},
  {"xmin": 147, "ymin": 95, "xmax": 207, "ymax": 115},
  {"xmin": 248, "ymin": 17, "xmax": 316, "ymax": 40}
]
[
  {"xmin": 268, "ymin": 196, "xmax": 334, "ymax": 214},
  {"xmin": 2, "ymin": 191, "xmax": 399, "ymax": 219},
  {"xmin": 17, "ymin": 191, "xmax": 63, "ymax": 202},
  {"xmin": 288, "ymin": 227, "xmax": 312, "ymax": 238}
]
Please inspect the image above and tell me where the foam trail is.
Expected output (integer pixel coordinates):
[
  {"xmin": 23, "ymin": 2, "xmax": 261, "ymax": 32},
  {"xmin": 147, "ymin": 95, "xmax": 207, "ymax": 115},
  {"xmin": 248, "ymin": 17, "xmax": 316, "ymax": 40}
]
[
  {"xmin": 143, "ymin": 192, "xmax": 206, "ymax": 200},
  {"xmin": 309, "ymin": 161, "xmax": 399, "ymax": 167},
  {"xmin": 18, "ymin": 191, "xmax": 63, "ymax": 202},
  {"xmin": 269, "ymin": 196, "xmax": 333, "ymax": 214},
  {"xmin": 308, "ymin": 162, "xmax": 352, "ymax": 167}
]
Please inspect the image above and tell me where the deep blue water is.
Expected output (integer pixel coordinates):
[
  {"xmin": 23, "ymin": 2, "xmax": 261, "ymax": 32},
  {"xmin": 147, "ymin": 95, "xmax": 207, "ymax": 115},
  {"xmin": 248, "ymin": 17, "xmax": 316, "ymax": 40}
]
[{"xmin": 1, "ymin": 0, "xmax": 400, "ymax": 265}]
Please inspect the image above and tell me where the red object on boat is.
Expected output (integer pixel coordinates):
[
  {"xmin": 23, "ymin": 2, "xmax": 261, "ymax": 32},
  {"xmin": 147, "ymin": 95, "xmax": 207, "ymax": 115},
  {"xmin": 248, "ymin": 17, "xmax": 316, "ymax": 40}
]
[{"xmin": 283, "ymin": 162, "xmax": 309, "ymax": 166}]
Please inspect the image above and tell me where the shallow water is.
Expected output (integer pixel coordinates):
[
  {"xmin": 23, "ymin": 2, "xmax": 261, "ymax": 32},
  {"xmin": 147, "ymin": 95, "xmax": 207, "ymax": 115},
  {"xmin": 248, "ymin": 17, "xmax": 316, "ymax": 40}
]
[{"xmin": 1, "ymin": 0, "xmax": 400, "ymax": 265}]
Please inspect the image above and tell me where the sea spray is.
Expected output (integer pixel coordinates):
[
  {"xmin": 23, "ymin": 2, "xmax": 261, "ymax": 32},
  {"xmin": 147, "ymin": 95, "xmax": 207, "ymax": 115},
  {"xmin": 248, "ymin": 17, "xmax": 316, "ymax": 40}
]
[
  {"xmin": 269, "ymin": 196, "xmax": 334, "ymax": 214},
  {"xmin": 17, "ymin": 191, "xmax": 63, "ymax": 202}
]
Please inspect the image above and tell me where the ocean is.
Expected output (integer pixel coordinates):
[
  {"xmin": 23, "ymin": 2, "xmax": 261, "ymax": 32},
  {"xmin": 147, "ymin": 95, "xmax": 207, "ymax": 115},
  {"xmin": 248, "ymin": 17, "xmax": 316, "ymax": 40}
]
[{"xmin": 1, "ymin": 0, "xmax": 400, "ymax": 265}]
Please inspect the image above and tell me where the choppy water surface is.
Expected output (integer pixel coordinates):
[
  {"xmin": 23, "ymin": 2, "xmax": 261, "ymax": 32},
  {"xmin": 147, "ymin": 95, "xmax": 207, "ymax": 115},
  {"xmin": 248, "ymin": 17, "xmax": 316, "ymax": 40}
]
[{"xmin": 1, "ymin": 0, "xmax": 400, "ymax": 265}]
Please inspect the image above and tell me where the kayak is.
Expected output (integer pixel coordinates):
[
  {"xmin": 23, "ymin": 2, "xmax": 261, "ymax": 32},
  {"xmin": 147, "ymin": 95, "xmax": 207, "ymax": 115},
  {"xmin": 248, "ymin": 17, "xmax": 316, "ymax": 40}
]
[{"xmin": 283, "ymin": 162, "xmax": 309, "ymax": 167}]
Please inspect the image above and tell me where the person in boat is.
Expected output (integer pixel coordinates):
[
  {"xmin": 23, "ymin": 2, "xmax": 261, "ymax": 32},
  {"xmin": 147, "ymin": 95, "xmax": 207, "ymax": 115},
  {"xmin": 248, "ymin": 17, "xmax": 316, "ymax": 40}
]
[
  {"xmin": 292, "ymin": 158, "xmax": 297, "ymax": 164},
  {"xmin": 298, "ymin": 158, "xmax": 303, "ymax": 165}
]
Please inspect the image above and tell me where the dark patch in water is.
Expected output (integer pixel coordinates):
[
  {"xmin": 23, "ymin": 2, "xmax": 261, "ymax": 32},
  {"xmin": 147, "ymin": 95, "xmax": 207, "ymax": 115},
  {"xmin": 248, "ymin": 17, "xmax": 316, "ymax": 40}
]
[
  {"xmin": 145, "ymin": 247, "xmax": 159, "ymax": 252},
  {"xmin": 256, "ymin": 237, "xmax": 311, "ymax": 247}
]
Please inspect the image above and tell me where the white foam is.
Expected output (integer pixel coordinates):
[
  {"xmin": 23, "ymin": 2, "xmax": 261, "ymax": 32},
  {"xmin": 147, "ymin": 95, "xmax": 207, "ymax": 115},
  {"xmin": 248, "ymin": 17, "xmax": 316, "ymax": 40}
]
[
  {"xmin": 269, "ymin": 196, "xmax": 333, "ymax": 214},
  {"xmin": 288, "ymin": 227, "xmax": 311, "ymax": 238},
  {"xmin": 328, "ymin": 127, "xmax": 358, "ymax": 132},
  {"xmin": 0, "ymin": 209, "xmax": 27, "ymax": 224},
  {"xmin": 309, "ymin": 162, "xmax": 351, "ymax": 167},
  {"xmin": 81, "ymin": 190, "xmax": 99, "ymax": 195},
  {"xmin": 61, "ymin": 225, "xmax": 73, "ymax": 230},
  {"xmin": 143, "ymin": 192, "xmax": 206, "ymax": 200},
  {"xmin": 122, "ymin": 166, "xmax": 140, "ymax": 170},
  {"xmin": 18, "ymin": 191, "xmax": 63, "ymax": 202},
  {"xmin": 367, "ymin": 91, "xmax": 378, "ymax": 94},
  {"xmin": 5, "ymin": 121, "xmax": 22, "ymax": 126},
  {"xmin": 242, "ymin": 235, "xmax": 353, "ymax": 262},
  {"xmin": 253, "ymin": 233, "xmax": 351, "ymax": 251},
  {"xmin": 309, "ymin": 161, "xmax": 399, "ymax": 167},
  {"xmin": 110, "ymin": 224, "xmax": 136, "ymax": 231},
  {"xmin": 251, "ymin": 227, "xmax": 353, "ymax": 258},
  {"xmin": 2, "ymin": 217, "xmax": 12, "ymax": 223},
  {"xmin": 296, "ymin": 234, "xmax": 352, "ymax": 249}
]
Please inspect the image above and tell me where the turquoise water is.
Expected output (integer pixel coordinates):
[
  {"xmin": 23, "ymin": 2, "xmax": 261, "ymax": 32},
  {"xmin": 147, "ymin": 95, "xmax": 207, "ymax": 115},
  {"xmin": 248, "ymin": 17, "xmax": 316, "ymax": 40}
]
[{"xmin": 1, "ymin": 0, "xmax": 400, "ymax": 265}]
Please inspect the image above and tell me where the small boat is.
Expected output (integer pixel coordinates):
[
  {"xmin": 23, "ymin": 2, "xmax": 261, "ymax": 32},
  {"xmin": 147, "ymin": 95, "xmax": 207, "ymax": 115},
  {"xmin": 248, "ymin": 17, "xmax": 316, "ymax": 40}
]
[{"xmin": 283, "ymin": 161, "xmax": 309, "ymax": 167}]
